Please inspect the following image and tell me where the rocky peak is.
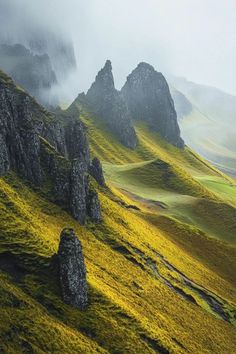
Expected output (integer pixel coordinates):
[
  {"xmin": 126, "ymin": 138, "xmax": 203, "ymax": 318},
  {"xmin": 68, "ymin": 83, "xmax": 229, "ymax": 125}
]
[
  {"xmin": 121, "ymin": 62, "xmax": 184, "ymax": 148},
  {"xmin": 57, "ymin": 228, "xmax": 88, "ymax": 309},
  {"xmin": 82, "ymin": 60, "xmax": 137, "ymax": 149},
  {"xmin": 86, "ymin": 60, "xmax": 114, "ymax": 107}
]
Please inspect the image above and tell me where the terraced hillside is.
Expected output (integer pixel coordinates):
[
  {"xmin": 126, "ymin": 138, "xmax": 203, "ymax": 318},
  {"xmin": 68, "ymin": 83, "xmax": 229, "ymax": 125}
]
[{"xmin": 1, "ymin": 82, "xmax": 236, "ymax": 353}]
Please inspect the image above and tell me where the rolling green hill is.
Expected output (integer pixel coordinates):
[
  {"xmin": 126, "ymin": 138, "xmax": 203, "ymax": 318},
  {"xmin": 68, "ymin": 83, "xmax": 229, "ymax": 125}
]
[{"xmin": 1, "ymin": 85, "xmax": 236, "ymax": 353}]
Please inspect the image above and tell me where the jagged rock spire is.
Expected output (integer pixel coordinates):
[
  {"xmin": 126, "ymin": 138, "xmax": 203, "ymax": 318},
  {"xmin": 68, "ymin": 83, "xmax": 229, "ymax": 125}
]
[
  {"xmin": 121, "ymin": 62, "xmax": 184, "ymax": 148},
  {"xmin": 83, "ymin": 60, "xmax": 137, "ymax": 149},
  {"xmin": 58, "ymin": 228, "xmax": 88, "ymax": 309}
]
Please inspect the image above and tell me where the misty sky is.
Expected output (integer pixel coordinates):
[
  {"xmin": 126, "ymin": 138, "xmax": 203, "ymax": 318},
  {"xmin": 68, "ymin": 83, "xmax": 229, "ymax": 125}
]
[{"xmin": 1, "ymin": 0, "xmax": 236, "ymax": 96}]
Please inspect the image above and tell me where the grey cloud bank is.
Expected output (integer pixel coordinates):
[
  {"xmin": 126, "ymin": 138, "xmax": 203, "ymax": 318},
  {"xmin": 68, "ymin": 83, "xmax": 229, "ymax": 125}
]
[{"xmin": 0, "ymin": 0, "xmax": 235, "ymax": 100}]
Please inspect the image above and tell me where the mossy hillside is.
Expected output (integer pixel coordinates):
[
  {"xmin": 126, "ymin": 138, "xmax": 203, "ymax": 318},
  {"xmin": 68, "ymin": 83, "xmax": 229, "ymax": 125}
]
[
  {"xmin": 196, "ymin": 174, "xmax": 236, "ymax": 206},
  {"xmin": 1, "ymin": 173, "xmax": 236, "ymax": 353},
  {"xmin": 77, "ymin": 105, "xmax": 233, "ymax": 199},
  {"xmin": 1, "ymin": 100, "xmax": 236, "ymax": 352},
  {"xmin": 179, "ymin": 107, "xmax": 236, "ymax": 176},
  {"xmin": 76, "ymin": 105, "xmax": 236, "ymax": 247}
]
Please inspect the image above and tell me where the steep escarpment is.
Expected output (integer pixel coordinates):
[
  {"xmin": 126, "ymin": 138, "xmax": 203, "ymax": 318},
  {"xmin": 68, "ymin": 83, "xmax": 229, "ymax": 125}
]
[
  {"xmin": 0, "ymin": 70, "xmax": 102, "ymax": 224},
  {"xmin": 121, "ymin": 62, "xmax": 184, "ymax": 148},
  {"xmin": 77, "ymin": 60, "xmax": 137, "ymax": 149}
]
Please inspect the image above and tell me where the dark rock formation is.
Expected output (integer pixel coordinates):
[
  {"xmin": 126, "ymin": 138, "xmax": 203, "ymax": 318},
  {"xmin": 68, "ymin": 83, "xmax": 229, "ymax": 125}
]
[
  {"xmin": 0, "ymin": 0, "xmax": 77, "ymax": 83},
  {"xmin": 70, "ymin": 160, "xmax": 88, "ymax": 224},
  {"xmin": 0, "ymin": 80, "xmax": 44, "ymax": 183},
  {"xmin": 170, "ymin": 88, "xmax": 193, "ymax": 120},
  {"xmin": 82, "ymin": 60, "xmax": 137, "ymax": 149},
  {"xmin": 0, "ymin": 44, "xmax": 58, "ymax": 106},
  {"xmin": 121, "ymin": 63, "xmax": 184, "ymax": 148},
  {"xmin": 89, "ymin": 157, "xmax": 106, "ymax": 187},
  {"xmin": 86, "ymin": 189, "xmax": 102, "ymax": 222},
  {"xmin": 0, "ymin": 70, "xmax": 101, "ymax": 224},
  {"xmin": 58, "ymin": 228, "xmax": 88, "ymax": 309}
]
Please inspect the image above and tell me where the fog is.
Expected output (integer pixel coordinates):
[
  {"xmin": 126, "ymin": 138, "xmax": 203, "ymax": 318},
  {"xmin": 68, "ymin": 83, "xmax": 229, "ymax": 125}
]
[{"xmin": 0, "ymin": 0, "xmax": 236, "ymax": 99}]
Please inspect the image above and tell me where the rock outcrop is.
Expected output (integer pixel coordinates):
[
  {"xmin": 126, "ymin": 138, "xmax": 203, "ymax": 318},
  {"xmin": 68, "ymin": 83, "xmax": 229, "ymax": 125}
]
[
  {"xmin": 89, "ymin": 157, "xmax": 106, "ymax": 187},
  {"xmin": 121, "ymin": 63, "xmax": 184, "ymax": 148},
  {"xmin": 81, "ymin": 60, "xmax": 137, "ymax": 149},
  {"xmin": 58, "ymin": 228, "xmax": 88, "ymax": 309},
  {"xmin": 86, "ymin": 189, "xmax": 102, "ymax": 222},
  {"xmin": 0, "ymin": 70, "xmax": 101, "ymax": 224}
]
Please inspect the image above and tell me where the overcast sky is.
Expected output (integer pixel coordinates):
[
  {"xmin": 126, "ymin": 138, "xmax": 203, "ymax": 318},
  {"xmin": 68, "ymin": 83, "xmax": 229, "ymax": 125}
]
[{"xmin": 1, "ymin": 0, "xmax": 236, "ymax": 95}]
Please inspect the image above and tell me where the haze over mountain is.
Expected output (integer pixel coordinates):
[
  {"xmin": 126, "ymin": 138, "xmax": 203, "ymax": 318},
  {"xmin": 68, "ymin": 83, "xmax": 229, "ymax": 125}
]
[
  {"xmin": 171, "ymin": 77, "xmax": 236, "ymax": 177},
  {"xmin": 0, "ymin": 0, "xmax": 235, "ymax": 100}
]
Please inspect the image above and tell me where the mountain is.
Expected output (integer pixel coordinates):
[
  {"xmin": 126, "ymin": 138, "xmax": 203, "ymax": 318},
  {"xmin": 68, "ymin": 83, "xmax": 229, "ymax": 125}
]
[
  {"xmin": 0, "ymin": 2, "xmax": 77, "ymax": 106},
  {"xmin": 77, "ymin": 60, "xmax": 137, "ymax": 149},
  {"xmin": 0, "ymin": 69, "xmax": 236, "ymax": 353},
  {"xmin": 77, "ymin": 61, "xmax": 184, "ymax": 150},
  {"xmin": 171, "ymin": 77, "xmax": 236, "ymax": 177},
  {"xmin": 121, "ymin": 63, "xmax": 184, "ymax": 148},
  {"xmin": 0, "ymin": 44, "xmax": 58, "ymax": 106}
]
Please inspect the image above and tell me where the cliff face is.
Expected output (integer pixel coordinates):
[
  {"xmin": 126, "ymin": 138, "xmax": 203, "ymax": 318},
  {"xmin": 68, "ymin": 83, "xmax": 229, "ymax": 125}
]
[
  {"xmin": 0, "ymin": 44, "xmax": 58, "ymax": 106},
  {"xmin": 82, "ymin": 60, "xmax": 137, "ymax": 149},
  {"xmin": 0, "ymin": 70, "xmax": 102, "ymax": 224},
  {"xmin": 121, "ymin": 63, "xmax": 184, "ymax": 148}
]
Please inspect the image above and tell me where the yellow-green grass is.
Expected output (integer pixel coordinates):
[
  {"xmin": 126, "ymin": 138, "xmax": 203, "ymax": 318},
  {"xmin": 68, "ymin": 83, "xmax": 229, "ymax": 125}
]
[
  {"xmin": 196, "ymin": 175, "xmax": 236, "ymax": 206},
  {"xmin": 1, "ymin": 173, "xmax": 236, "ymax": 353},
  {"xmin": 1, "ymin": 104, "xmax": 236, "ymax": 353},
  {"xmin": 77, "ymin": 106, "xmax": 236, "ymax": 245},
  {"xmin": 180, "ymin": 108, "xmax": 236, "ymax": 176}
]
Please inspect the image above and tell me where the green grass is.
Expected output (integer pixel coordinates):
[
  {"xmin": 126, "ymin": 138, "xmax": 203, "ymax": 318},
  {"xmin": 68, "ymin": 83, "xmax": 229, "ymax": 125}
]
[
  {"xmin": 1, "ymin": 101, "xmax": 236, "ymax": 353},
  {"xmin": 180, "ymin": 108, "xmax": 236, "ymax": 176},
  {"xmin": 1, "ymin": 173, "xmax": 236, "ymax": 353}
]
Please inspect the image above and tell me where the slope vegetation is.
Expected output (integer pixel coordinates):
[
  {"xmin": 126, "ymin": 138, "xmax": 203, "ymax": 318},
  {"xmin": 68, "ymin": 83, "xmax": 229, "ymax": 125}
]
[{"xmin": 1, "ymin": 102, "xmax": 236, "ymax": 353}]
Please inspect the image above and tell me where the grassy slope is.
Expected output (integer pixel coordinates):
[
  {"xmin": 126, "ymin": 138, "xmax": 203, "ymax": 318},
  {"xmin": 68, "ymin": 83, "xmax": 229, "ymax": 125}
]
[
  {"xmin": 171, "ymin": 78, "xmax": 236, "ymax": 176},
  {"xmin": 179, "ymin": 107, "xmax": 236, "ymax": 177},
  {"xmin": 1, "ymin": 104, "xmax": 236, "ymax": 353}
]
